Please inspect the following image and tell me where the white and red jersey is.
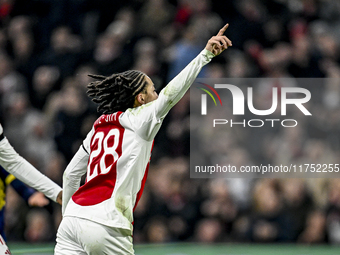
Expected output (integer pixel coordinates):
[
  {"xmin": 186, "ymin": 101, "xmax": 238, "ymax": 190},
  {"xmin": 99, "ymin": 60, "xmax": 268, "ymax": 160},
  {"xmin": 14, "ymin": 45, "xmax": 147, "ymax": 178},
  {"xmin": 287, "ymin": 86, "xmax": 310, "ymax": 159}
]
[
  {"xmin": 64, "ymin": 111, "xmax": 154, "ymax": 231},
  {"xmin": 62, "ymin": 49, "xmax": 215, "ymax": 233}
]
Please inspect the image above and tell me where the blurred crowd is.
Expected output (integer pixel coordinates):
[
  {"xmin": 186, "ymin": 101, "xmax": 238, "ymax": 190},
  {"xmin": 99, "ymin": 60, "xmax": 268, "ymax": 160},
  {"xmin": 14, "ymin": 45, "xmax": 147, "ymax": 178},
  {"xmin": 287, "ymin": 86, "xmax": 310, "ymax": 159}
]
[{"xmin": 0, "ymin": 0, "xmax": 340, "ymax": 245}]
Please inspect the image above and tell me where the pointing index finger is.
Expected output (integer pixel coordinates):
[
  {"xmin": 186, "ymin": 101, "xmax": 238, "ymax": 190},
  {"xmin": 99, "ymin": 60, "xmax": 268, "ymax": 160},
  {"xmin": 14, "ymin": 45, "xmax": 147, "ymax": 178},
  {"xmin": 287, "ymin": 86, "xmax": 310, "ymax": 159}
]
[{"xmin": 217, "ymin": 23, "xmax": 229, "ymax": 36}]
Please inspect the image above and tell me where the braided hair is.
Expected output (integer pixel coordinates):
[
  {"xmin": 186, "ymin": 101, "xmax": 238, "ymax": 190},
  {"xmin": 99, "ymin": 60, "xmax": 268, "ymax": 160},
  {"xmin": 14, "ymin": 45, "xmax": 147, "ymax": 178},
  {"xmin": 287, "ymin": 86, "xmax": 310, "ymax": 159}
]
[{"xmin": 87, "ymin": 70, "xmax": 148, "ymax": 114}]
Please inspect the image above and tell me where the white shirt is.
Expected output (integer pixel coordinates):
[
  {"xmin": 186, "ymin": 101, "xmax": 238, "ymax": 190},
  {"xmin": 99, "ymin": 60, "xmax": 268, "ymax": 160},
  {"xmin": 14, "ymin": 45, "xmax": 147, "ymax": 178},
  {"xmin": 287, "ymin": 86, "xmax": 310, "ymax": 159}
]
[{"xmin": 62, "ymin": 49, "xmax": 215, "ymax": 233}]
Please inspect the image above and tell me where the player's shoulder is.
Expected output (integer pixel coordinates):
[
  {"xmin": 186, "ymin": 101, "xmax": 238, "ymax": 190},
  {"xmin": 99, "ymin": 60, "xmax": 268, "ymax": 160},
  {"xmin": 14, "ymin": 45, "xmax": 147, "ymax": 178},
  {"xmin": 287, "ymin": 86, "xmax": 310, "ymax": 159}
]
[{"xmin": 125, "ymin": 100, "xmax": 157, "ymax": 117}]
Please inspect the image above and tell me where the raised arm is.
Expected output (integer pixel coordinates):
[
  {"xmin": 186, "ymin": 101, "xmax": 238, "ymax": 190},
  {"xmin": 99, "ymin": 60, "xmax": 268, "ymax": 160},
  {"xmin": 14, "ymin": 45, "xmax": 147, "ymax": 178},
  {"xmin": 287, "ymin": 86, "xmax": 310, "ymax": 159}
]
[
  {"xmin": 155, "ymin": 24, "xmax": 231, "ymax": 116},
  {"xmin": 128, "ymin": 24, "xmax": 232, "ymax": 140},
  {"xmin": 0, "ymin": 124, "xmax": 62, "ymax": 204}
]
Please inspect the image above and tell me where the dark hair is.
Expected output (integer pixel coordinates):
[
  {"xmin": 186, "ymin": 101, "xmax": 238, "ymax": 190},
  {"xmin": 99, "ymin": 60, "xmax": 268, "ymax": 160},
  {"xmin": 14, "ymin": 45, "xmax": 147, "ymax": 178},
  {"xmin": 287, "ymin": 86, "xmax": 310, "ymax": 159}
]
[{"xmin": 87, "ymin": 70, "xmax": 147, "ymax": 114}]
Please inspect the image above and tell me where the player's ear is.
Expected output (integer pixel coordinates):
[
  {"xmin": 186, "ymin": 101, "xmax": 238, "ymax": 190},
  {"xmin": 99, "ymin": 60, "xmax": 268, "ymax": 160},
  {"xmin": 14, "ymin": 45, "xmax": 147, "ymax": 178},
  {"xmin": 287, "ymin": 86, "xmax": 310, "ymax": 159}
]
[{"xmin": 136, "ymin": 93, "xmax": 145, "ymax": 105}]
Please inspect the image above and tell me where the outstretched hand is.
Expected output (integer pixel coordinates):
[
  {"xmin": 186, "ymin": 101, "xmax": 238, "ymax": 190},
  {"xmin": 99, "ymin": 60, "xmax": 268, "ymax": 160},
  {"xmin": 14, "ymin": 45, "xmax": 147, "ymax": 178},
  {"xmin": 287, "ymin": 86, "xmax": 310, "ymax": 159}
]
[{"xmin": 205, "ymin": 24, "xmax": 232, "ymax": 56}]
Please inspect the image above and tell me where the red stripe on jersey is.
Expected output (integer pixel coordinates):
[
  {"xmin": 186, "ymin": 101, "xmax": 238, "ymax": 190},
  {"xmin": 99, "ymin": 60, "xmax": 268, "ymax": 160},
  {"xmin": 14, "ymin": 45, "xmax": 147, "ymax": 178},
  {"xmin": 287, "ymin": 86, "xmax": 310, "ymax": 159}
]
[
  {"xmin": 133, "ymin": 141, "xmax": 154, "ymax": 212},
  {"xmin": 72, "ymin": 112, "xmax": 124, "ymax": 206}
]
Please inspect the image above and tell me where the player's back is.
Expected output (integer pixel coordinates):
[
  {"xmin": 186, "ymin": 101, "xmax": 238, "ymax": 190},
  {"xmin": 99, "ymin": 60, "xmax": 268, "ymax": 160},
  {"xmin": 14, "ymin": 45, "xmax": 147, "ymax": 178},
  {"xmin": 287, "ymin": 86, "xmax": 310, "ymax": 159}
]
[{"xmin": 64, "ymin": 111, "xmax": 153, "ymax": 233}]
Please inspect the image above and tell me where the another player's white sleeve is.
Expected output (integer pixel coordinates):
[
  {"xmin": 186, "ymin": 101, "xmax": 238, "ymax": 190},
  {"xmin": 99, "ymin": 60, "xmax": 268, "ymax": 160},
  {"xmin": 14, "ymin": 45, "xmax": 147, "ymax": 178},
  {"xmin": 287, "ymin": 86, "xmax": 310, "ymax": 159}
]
[
  {"xmin": 62, "ymin": 128, "xmax": 92, "ymax": 215},
  {"xmin": 125, "ymin": 49, "xmax": 215, "ymax": 140},
  {"xmin": 0, "ymin": 137, "xmax": 62, "ymax": 202}
]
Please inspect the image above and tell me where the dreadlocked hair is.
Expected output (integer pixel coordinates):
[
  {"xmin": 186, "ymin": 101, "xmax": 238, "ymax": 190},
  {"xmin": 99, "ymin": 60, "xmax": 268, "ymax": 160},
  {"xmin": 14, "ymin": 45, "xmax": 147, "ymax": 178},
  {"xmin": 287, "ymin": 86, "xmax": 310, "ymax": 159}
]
[{"xmin": 87, "ymin": 70, "xmax": 148, "ymax": 114}]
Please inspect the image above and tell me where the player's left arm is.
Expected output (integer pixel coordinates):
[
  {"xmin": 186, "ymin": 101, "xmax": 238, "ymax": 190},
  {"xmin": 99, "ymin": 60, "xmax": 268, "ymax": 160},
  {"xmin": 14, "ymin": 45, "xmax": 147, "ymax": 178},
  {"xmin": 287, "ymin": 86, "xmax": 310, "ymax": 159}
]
[
  {"xmin": 154, "ymin": 24, "xmax": 231, "ymax": 117},
  {"xmin": 129, "ymin": 24, "xmax": 231, "ymax": 140},
  {"xmin": 0, "ymin": 124, "xmax": 62, "ymax": 204}
]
